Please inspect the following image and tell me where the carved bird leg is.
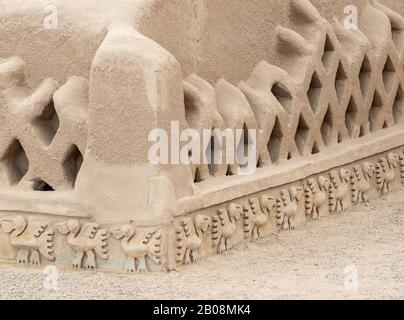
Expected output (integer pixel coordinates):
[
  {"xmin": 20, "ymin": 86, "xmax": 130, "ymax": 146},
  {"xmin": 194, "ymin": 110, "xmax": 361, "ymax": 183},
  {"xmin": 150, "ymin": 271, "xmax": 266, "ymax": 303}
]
[
  {"xmin": 289, "ymin": 216, "xmax": 296, "ymax": 230},
  {"xmin": 341, "ymin": 199, "xmax": 347, "ymax": 213},
  {"xmin": 356, "ymin": 191, "xmax": 361, "ymax": 205},
  {"xmin": 219, "ymin": 237, "xmax": 227, "ymax": 253},
  {"xmin": 124, "ymin": 257, "xmax": 135, "ymax": 273},
  {"xmin": 252, "ymin": 226, "xmax": 259, "ymax": 241},
  {"xmin": 362, "ymin": 192, "xmax": 369, "ymax": 206},
  {"xmin": 72, "ymin": 252, "xmax": 84, "ymax": 269},
  {"xmin": 282, "ymin": 217, "xmax": 289, "ymax": 231},
  {"xmin": 191, "ymin": 249, "xmax": 199, "ymax": 263},
  {"xmin": 184, "ymin": 248, "xmax": 192, "ymax": 264},
  {"xmin": 17, "ymin": 249, "xmax": 29, "ymax": 264},
  {"xmin": 258, "ymin": 226, "xmax": 264, "ymax": 239},
  {"xmin": 383, "ymin": 182, "xmax": 388, "ymax": 195},
  {"xmin": 225, "ymin": 237, "xmax": 232, "ymax": 252},
  {"xmin": 137, "ymin": 257, "xmax": 147, "ymax": 273},
  {"xmin": 343, "ymin": 200, "xmax": 347, "ymax": 212},
  {"xmin": 336, "ymin": 200, "xmax": 341, "ymax": 214},
  {"xmin": 85, "ymin": 250, "xmax": 96, "ymax": 270},
  {"xmin": 330, "ymin": 202, "xmax": 336, "ymax": 214},
  {"xmin": 340, "ymin": 200, "xmax": 346, "ymax": 213},
  {"xmin": 30, "ymin": 250, "xmax": 40, "ymax": 265},
  {"xmin": 313, "ymin": 206, "xmax": 319, "ymax": 220}
]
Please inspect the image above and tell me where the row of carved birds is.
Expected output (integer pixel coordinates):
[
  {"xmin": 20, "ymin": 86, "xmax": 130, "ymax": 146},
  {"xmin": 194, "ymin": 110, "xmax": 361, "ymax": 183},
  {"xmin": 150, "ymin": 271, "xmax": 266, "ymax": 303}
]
[
  {"xmin": 0, "ymin": 217, "xmax": 161, "ymax": 272},
  {"xmin": 0, "ymin": 154, "xmax": 401, "ymax": 270},
  {"xmin": 175, "ymin": 153, "xmax": 403, "ymax": 265}
]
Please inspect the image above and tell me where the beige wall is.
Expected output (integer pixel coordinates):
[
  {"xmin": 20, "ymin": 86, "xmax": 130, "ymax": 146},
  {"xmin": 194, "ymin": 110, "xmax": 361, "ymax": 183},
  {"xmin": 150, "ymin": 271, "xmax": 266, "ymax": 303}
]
[
  {"xmin": 0, "ymin": 0, "xmax": 150, "ymax": 86},
  {"xmin": 140, "ymin": 0, "xmax": 404, "ymax": 84},
  {"xmin": 1, "ymin": 0, "xmax": 403, "ymax": 86}
]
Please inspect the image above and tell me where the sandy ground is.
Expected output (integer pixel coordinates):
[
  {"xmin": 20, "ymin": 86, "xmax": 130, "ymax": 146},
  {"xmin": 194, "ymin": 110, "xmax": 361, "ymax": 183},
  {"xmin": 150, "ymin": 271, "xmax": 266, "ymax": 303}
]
[{"xmin": 0, "ymin": 189, "xmax": 403, "ymax": 300}]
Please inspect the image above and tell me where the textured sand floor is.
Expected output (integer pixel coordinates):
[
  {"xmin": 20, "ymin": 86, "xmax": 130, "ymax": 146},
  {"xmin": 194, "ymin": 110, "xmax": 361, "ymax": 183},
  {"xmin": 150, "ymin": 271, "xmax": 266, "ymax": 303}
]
[{"xmin": 0, "ymin": 188, "xmax": 403, "ymax": 300}]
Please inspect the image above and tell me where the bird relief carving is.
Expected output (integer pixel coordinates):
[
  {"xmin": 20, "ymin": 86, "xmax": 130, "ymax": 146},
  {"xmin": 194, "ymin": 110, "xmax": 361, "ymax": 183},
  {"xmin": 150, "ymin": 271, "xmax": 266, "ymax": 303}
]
[
  {"xmin": 276, "ymin": 186, "xmax": 303, "ymax": 231},
  {"xmin": 376, "ymin": 153, "xmax": 399, "ymax": 195},
  {"xmin": 0, "ymin": 216, "xmax": 55, "ymax": 265},
  {"xmin": 56, "ymin": 220, "xmax": 109, "ymax": 270},
  {"xmin": 304, "ymin": 176, "xmax": 330, "ymax": 220},
  {"xmin": 329, "ymin": 169, "xmax": 351, "ymax": 214},
  {"xmin": 111, "ymin": 222, "xmax": 162, "ymax": 273},
  {"xmin": 243, "ymin": 196, "xmax": 275, "ymax": 240},
  {"xmin": 212, "ymin": 203, "xmax": 242, "ymax": 253},
  {"xmin": 176, "ymin": 214, "xmax": 211, "ymax": 264},
  {"xmin": 350, "ymin": 162, "xmax": 375, "ymax": 206}
]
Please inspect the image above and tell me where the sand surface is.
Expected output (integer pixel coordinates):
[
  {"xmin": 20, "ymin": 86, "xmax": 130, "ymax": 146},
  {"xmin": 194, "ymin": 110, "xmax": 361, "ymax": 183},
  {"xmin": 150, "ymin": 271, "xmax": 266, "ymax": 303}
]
[{"xmin": 0, "ymin": 188, "xmax": 403, "ymax": 300}]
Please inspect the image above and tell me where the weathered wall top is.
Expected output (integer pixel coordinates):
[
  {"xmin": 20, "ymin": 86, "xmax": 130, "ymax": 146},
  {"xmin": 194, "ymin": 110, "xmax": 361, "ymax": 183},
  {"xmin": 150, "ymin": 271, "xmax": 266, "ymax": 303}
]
[{"xmin": 2, "ymin": 0, "xmax": 404, "ymax": 86}]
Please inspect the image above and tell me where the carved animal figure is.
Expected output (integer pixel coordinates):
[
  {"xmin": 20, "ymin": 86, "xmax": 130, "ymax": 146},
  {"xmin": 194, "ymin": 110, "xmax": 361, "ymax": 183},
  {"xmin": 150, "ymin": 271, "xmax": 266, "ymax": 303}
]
[
  {"xmin": 111, "ymin": 222, "xmax": 161, "ymax": 273},
  {"xmin": 329, "ymin": 169, "xmax": 352, "ymax": 214},
  {"xmin": 176, "ymin": 214, "xmax": 211, "ymax": 264},
  {"xmin": 260, "ymin": 194, "xmax": 277, "ymax": 217},
  {"xmin": 304, "ymin": 176, "xmax": 330, "ymax": 220},
  {"xmin": 56, "ymin": 220, "xmax": 109, "ymax": 269},
  {"xmin": 350, "ymin": 162, "xmax": 375, "ymax": 206},
  {"xmin": 376, "ymin": 153, "xmax": 399, "ymax": 195},
  {"xmin": 243, "ymin": 196, "xmax": 274, "ymax": 240},
  {"xmin": 0, "ymin": 216, "xmax": 54, "ymax": 265},
  {"xmin": 212, "ymin": 203, "xmax": 242, "ymax": 253},
  {"xmin": 276, "ymin": 186, "xmax": 303, "ymax": 230}
]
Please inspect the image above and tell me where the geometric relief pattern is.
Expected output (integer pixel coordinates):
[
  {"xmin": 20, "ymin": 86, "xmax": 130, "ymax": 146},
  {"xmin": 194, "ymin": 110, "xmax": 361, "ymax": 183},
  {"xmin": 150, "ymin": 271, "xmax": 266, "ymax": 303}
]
[
  {"xmin": 183, "ymin": 0, "xmax": 404, "ymax": 183},
  {"xmin": 0, "ymin": 57, "xmax": 88, "ymax": 191}
]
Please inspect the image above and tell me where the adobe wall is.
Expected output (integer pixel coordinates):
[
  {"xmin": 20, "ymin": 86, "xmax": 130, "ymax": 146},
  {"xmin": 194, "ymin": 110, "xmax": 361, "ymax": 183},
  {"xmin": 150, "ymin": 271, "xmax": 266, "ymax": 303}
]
[
  {"xmin": 141, "ymin": 0, "xmax": 404, "ymax": 83},
  {"xmin": 0, "ymin": 0, "xmax": 404, "ymax": 273},
  {"xmin": 2, "ymin": 0, "xmax": 404, "ymax": 86}
]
